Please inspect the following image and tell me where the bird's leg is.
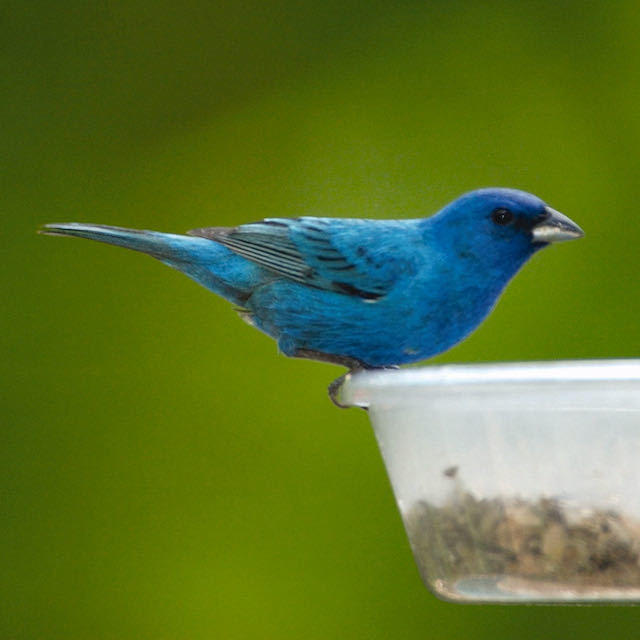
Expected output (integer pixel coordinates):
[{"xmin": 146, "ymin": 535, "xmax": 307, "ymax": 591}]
[
  {"xmin": 292, "ymin": 348, "xmax": 394, "ymax": 409},
  {"xmin": 292, "ymin": 348, "xmax": 367, "ymax": 370}
]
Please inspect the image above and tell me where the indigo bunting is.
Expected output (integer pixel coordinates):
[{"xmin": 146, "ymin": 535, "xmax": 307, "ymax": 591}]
[{"xmin": 42, "ymin": 188, "xmax": 583, "ymax": 401}]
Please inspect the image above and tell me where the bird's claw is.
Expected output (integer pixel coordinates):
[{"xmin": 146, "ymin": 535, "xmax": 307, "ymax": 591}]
[
  {"xmin": 327, "ymin": 365, "xmax": 398, "ymax": 409},
  {"xmin": 328, "ymin": 373, "xmax": 351, "ymax": 409}
]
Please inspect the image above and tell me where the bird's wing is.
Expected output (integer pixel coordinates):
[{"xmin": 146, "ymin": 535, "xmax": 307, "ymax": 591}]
[{"xmin": 188, "ymin": 217, "xmax": 415, "ymax": 299}]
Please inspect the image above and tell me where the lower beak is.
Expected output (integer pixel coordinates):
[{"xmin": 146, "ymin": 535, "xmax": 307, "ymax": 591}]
[{"xmin": 532, "ymin": 207, "xmax": 585, "ymax": 243}]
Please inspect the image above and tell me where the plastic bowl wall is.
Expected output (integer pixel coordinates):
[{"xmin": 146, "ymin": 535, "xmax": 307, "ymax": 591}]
[{"xmin": 340, "ymin": 360, "xmax": 640, "ymax": 603}]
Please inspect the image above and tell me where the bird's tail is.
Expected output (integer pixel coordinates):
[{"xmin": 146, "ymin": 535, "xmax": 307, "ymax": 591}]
[
  {"xmin": 39, "ymin": 223, "xmax": 192, "ymax": 260},
  {"xmin": 40, "ymin": 222, "xmax": 257, "ymax": 306}
]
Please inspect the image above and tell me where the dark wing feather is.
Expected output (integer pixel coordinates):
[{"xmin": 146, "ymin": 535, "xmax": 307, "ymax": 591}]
[{"xmin": 188, "ymin": 217, "xmax": 407, "ymax": 299}]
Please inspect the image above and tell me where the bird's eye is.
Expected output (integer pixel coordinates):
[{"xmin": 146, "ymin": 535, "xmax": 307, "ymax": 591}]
[{"xmin": 491, "ymin": 208, "xmax": 514, "ymax": 226}]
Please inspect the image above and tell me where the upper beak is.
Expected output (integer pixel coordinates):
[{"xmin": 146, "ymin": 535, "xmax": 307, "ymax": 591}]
[{"xmin": 531, "ymin": 206, "xmax": 585, "ymax": 243}]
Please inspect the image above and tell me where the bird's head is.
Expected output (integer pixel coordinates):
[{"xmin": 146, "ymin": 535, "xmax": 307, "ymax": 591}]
[{"xmin": 429, "ymin": 187, "xmax": 584, "ymax": 271}]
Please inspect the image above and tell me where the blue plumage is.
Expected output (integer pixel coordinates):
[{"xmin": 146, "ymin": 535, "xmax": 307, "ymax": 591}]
[{"xmin": 42, "ymin": 188, "xmax": 583, "ymax": 370}]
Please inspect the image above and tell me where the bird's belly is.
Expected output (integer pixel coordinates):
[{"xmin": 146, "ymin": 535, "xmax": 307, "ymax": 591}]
[{"xmin": 247, "ymin": 280, "xmax": 496, "ymax": 367}]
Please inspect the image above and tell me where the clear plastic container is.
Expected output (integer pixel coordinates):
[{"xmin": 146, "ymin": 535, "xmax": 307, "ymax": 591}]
[{"xmin": 339, "ymin": 360, "xmax": 640, "ymax": 603}]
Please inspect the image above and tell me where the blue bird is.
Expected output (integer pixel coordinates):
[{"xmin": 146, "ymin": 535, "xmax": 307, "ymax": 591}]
[{"xmin": 42, "ymin": 188, "xmax": 583, "ymax": 403}]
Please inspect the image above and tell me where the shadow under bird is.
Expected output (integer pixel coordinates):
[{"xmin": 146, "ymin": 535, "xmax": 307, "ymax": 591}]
[{"xmin": 42, "ymin": 187, "xmax": 583, "ymax": 404}]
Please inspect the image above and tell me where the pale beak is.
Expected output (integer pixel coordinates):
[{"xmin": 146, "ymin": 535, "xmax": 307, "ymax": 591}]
[{"xmin": 531, "ymin": 206, "xmax": 585, "ymax": 243}]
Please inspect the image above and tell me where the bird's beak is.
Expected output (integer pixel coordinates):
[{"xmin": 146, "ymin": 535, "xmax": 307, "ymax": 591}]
[{"xmin": 532, "ymin": 207, "xmax": 584, "ymax": 243}]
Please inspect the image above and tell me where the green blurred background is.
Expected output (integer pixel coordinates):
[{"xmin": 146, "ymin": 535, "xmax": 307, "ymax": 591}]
[{"xmin": 4, "ymin": 1, "xmax": 640, "ymax": 637}]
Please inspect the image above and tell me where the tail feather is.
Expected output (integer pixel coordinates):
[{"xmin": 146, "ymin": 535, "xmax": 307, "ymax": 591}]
[
  {"xmin": 40, "ymin": 222, "xmax": 264, "ymax": 306},
  {"xmin": 39, "ymin": 223, "xmax": 185, "ymax": 260}
]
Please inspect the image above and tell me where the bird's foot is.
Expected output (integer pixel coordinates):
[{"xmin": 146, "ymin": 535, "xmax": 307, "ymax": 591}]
[
  {"xmin": 291, "ymin": 348, "xmax": 398, "ymax": 409},
  {"xmin": 327, "ymin": 364, "xmax": 399, "ymax": 409},
  {"xmin": 291, "ymin": 348, "xmax": 366, "ymax": 408},
  {"xmin": 327, "ymin": 372, "xmax": 354, "ymax": 409}
]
